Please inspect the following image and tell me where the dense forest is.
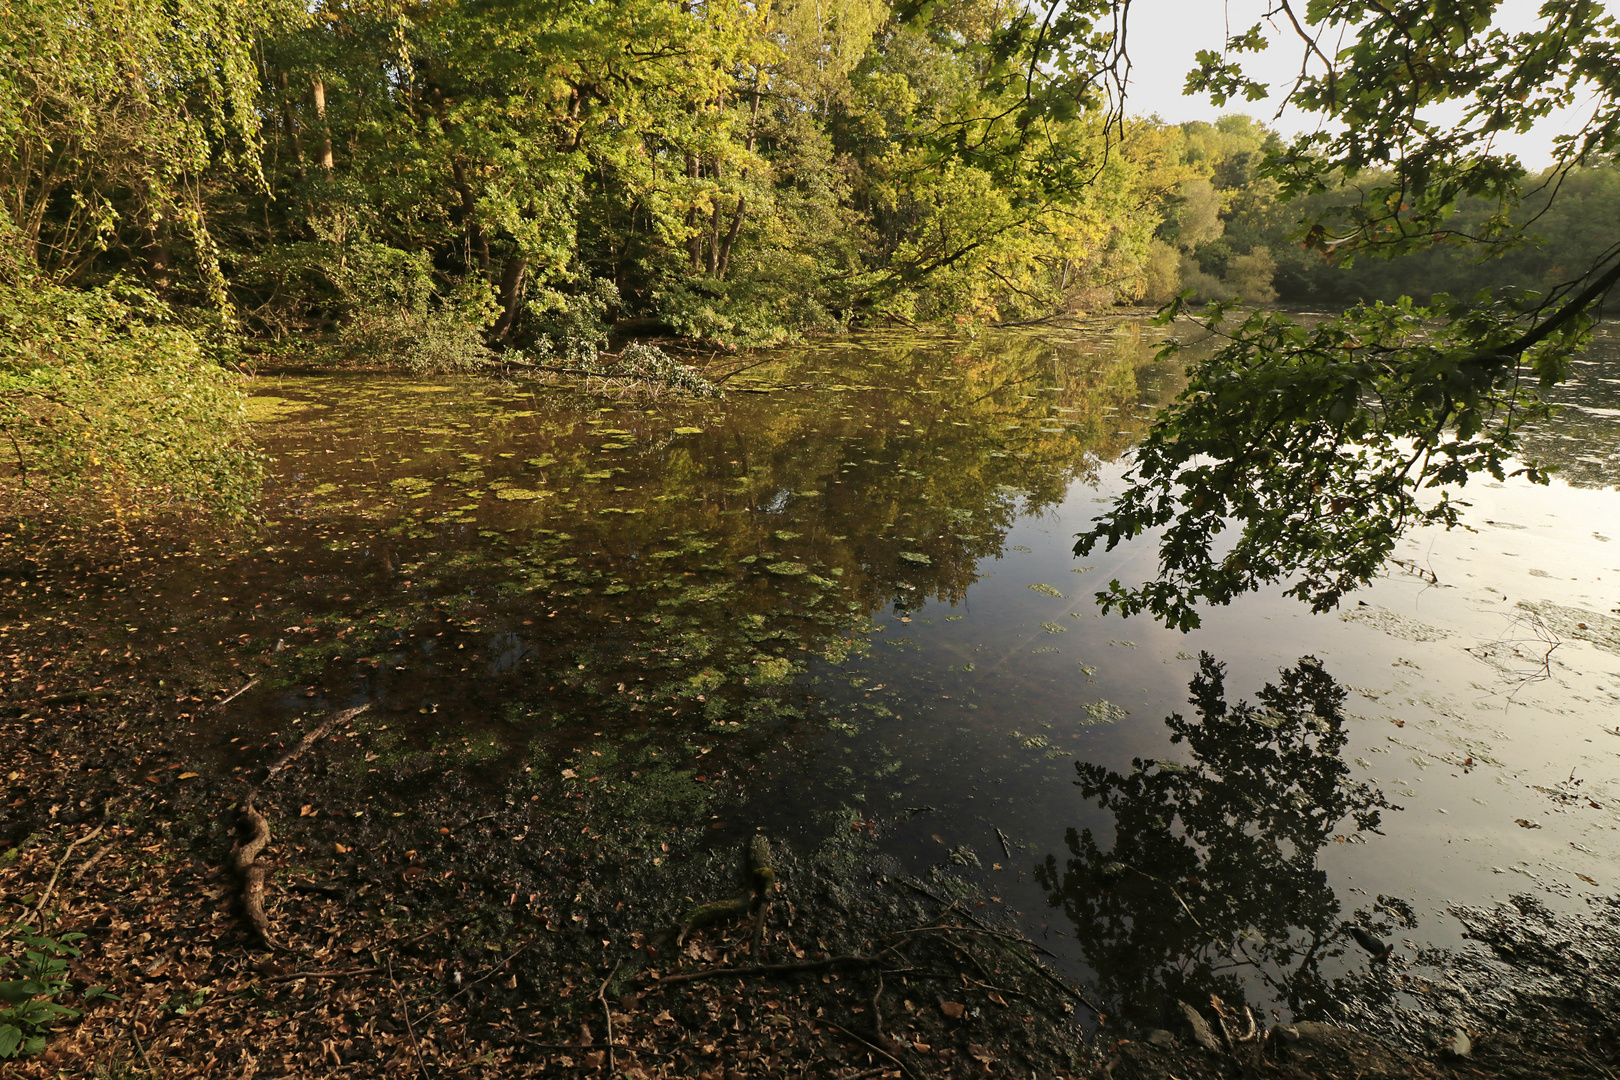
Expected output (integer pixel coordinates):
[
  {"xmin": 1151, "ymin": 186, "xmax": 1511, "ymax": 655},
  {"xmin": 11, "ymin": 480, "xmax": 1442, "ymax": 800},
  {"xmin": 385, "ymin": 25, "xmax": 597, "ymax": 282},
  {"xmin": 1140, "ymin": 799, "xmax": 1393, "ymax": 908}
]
[{"xmin": 3, "ymin": 0, "xmax": 1619, "ymax": 518}]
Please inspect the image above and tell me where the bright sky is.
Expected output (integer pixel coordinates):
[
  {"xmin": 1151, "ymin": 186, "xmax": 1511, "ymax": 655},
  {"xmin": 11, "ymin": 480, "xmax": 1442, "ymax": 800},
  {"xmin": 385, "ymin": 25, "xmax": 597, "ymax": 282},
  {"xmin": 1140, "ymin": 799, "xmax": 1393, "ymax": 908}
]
[{"xmin": 1118, "ymin": 0, "xmax": 1616, "ymax": 169}]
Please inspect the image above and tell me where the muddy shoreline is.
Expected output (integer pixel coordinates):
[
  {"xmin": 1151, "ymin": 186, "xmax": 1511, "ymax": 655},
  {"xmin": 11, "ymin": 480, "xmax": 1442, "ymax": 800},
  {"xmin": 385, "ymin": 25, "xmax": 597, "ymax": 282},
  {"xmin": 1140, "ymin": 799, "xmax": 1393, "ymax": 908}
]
[{"xmin": 5, "ymin": 687, "xmax": 1619, "ymax": 1078}]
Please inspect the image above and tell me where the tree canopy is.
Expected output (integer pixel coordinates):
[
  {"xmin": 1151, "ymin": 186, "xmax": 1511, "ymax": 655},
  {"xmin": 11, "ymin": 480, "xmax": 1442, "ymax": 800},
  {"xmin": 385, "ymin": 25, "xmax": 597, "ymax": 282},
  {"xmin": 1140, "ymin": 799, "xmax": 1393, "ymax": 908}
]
[
  {"xmin": 3, "ymin": 0, "xmax": 1620, "ymax": 539},
  {"xmin": 1078, "ymin": 0, "xmax": 1620, "ymax": 629}
]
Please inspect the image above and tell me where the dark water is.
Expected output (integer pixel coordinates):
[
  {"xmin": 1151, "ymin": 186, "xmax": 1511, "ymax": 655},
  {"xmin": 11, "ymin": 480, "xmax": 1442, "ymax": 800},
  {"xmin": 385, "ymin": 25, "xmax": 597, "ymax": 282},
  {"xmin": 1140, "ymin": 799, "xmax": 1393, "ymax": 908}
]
[{"xmin": 11, "ymin": 318, "xmax": 1620, "ymax": 1028}]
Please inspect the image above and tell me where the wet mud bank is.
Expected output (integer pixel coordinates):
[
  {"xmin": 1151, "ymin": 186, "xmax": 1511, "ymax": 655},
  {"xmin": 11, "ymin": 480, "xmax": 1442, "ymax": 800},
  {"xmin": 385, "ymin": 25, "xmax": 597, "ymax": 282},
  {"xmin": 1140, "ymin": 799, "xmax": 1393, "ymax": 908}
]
[
  {"xmin": 6, "ymin": 690, "xmax": 1620, "ymax": 1078},
  {"xmin": 3, "ymin": 693, "xmax": 1100, "ymax": 1077}
]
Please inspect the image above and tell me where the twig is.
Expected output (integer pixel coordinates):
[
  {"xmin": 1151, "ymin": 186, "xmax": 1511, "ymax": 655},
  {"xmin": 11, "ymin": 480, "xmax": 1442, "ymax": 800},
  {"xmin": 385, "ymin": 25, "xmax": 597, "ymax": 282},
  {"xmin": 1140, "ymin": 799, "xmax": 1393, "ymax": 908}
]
[
  {"xmin": 870, "ymin": 970, "xmax": 890, "ymax": 1049},
  {"xmin": 512, "ymin": 1036, "xmax": 668, "ymax": 1056},
  {"xmin": 388, "ymin": 955, "xmax": 433, "ymax": 1080},
  {"xmin": 216, "ymin": 677, "xmax": 260, "ymax": 710},
  {"xmin": 286, "ymin": 881, "xmax": 346, "ymax": 899},
  {"xmin": 995, "ymin": 827, "xmax": 1012, "ymax": 859},
  {"xmin": 886, "ymin": 876, "xmax": 994, "ymax": 932},
  {"xmin": 896, "ymin": 924, "xmax": 1104, "ymax": 1016},
  {"xmin": 69, "ymin": 835, "xmax": 122, "ymax": 883},
  {"xmin": 129, "ymin": 1020, "xmax": 162, "ymax": 1077},
  {"xmin": 598, "ymin": 959, "xmax": 623, "ymax": 1076},
  {"xmin": 268, "ymin": 967, "xmax": 383, "ymax": 982},
  {"xmin": 710, "ymin": 354, "xmax": 777, "ymax": 383},
  {"xmin": 262, "ymin": 704, "xmax": 370, "ymax": 783},
  {"xmin": 636, "ymin": 952, "xmax": 889, "ymax": 987},
  {"xmin": 896, "ymin": 920, "xmax": 1058, "ymax": 959},
  {"xmin": 823, "ymin": 1021, "xmax": 921, "ymax": 1080},
  {"xmin": 31, "ymin": 803, "xmax": 115, "ymax": 930},
  {"xmin": 446, "ymin": 940, "xmax": 535, "ymax": 1004}
]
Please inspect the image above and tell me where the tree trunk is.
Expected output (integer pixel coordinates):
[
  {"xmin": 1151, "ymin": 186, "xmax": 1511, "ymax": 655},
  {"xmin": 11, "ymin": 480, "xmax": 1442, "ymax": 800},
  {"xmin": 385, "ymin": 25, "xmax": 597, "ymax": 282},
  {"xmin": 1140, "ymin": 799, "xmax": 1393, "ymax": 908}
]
[
  {"xmin": 717, "ymin": 196, "xmax": 746, "ymax": 281},
  {"xmin": 142, "ymin": 221, "xmax": 172, "ymax": 295},
  {"xmin": 490, "ymin": 256, "xmax": 528, "ymax": 342},
  {"xmin": 686, "ymin": 152, "xmax": 703, "ymax": 274},
  {"xmin": 707, "ymin": 160, "xmax": 724, "ymax": 276},
  {"xmin": 426, "ymin": 80, "xmax": 492, "ymax": 279},
  {"xmin": 311, "ymin": 78, "xmax": 334, "ymax": 170},
  {"xmin": 277, "ymin": 69, "xmax": 305, "ymax": 180},
  {"xmin": 714, "ymin": 73, "xmax": 764, "ymax": 281},
  {"xmin": 452, "ymin": 158, "xmax": 492, "ymax": 277}
]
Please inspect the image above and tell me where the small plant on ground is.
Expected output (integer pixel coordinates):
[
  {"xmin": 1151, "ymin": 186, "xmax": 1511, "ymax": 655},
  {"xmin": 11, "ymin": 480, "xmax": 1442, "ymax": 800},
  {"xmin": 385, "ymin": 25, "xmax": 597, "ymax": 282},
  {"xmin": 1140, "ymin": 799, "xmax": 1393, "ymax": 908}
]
[{"xmin": 0, "ymin": 925, "xmax": 114, "ymax": 1058}]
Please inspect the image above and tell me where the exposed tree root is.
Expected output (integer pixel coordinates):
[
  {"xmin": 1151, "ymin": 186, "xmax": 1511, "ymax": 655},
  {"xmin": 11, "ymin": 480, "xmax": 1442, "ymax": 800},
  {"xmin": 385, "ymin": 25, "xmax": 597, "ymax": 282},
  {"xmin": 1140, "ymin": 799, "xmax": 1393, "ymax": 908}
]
[
  {"xmin": 675, "ymin": 831, "xmax": 777, "ymax": 947},
  {"xmin": 231, "ymin": 704, "xmax": 369, "ymax": 949},
  {"xmin": 233, "ymin": 797, "xmax": 275, "ymax": 948}
]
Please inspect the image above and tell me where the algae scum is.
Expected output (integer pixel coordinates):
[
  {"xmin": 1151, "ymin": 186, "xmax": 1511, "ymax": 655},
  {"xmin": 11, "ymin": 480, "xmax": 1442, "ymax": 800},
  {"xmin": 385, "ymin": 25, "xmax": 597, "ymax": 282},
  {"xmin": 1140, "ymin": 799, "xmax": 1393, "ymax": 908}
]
[{"xmin": 20, "ymin": 320, "xmax": 1620, "ymax": 1031}]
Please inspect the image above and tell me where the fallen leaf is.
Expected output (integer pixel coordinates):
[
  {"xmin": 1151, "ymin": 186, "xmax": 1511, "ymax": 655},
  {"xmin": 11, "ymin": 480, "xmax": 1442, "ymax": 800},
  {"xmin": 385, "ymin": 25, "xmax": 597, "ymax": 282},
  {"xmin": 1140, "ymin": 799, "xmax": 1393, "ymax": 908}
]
[
  {"xmin": 1515, "ymin": 819, "xmax": 1542, "ymax": 829},
  {"xmin": 561, "ymin": 768, "xmax": 578, "ymax": 779},
  {"xmin": 987, "ymin": 991, "xmax": 1008, "ymax": 1006},
  {"xmin": 941, "ymin": 1001, "xmax": 965, "ymax": 1019},
  {"xmin": 968, "ymin": 1043, "xmax": 995, "ymax": 1063},
  {"xmin": 299, "ymin": 804, "xmax": 315, "ymax": 817},
  {"xmin": 177, "ymin": 772, "xmax": 198, "ymax": 780}
]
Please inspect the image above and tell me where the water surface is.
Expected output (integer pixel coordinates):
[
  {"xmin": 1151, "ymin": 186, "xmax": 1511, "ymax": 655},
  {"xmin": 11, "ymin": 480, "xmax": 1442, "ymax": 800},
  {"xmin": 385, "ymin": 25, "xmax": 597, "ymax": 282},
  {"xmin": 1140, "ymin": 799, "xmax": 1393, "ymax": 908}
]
[{"xmin": 12, "ymin": 318, "xmax": 1619, "ymax": 1028}]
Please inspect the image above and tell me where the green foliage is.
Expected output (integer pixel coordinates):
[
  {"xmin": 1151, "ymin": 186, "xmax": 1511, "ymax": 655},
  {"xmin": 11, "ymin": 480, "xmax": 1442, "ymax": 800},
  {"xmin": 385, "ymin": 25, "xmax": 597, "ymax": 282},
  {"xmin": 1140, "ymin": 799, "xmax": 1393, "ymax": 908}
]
[
  {"xmin": 1076, "ymin": 2, "xmax": 1620, "ymax": 626},
  {"xmin": 1, "ymin": 925, "xmax": 115, "ymax": 1060},
  {"xmin": 0, "ymin": 0, "xmax": 295, "ymax": 305},
  {"xmin": 0, "ymin": 268, "xmax": 263, "ymax": 518},
  {"xmin": 566, "ymin": 341, "xmax": 722, "ymax": 398},
  {"xmin": 1078, "ymin": 290, "xmax": 1580, "ymax": 630}
]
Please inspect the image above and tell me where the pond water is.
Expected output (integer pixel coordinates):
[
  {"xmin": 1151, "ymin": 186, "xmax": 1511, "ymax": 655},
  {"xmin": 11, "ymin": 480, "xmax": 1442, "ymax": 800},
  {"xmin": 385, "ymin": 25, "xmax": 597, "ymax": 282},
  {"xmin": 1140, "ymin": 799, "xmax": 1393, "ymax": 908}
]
[{"xmin": 14, "ymin": 317, "xmax": 1620, "ymax": 1029}]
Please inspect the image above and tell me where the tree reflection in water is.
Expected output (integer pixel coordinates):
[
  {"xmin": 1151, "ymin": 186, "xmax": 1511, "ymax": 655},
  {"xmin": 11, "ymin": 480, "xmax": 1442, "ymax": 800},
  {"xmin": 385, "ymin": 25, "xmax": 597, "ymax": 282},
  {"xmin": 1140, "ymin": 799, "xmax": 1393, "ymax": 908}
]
[{"xmin": 1037, "ymin": 653, "xmax": 1401, "ymax": 1028}]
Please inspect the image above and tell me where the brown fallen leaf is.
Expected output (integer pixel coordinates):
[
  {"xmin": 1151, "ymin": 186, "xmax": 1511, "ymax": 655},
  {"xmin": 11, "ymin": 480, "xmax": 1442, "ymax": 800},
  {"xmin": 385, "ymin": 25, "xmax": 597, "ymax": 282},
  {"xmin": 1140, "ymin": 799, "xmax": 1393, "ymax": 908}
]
[
  {"xmin": 299, "ymin": 804, "xmax": 315, "ymax": 817},
  {"xmin": 941, "ymin": 1001, "xmax": 965, "ymax": 1019},
  {"xmin": 987, "ymin": 991, "xmax": 1007, "ymax": 1006},
  {"xmin": 968, "ymin": 1043, "xmax": 995, "ymax": 1063},
  {"xmin": 1515, "ymin": 819, "xmax": 1542, "ymax": 829}
]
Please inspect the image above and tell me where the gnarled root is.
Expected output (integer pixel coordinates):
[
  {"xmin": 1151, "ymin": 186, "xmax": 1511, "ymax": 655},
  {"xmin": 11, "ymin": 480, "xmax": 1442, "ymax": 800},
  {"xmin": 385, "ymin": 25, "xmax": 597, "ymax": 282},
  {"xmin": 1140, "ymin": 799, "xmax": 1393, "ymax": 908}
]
[
  {"xmin": 676, "ymin": 833, "xmax": 779, "ymax": 949},
  {"xmin": 229, "ymin": 704, "xmax": 368, "ymax": 950},
  {"xmin": 234, "ymin": 796, "xmax": 277, "ymax": 948}
]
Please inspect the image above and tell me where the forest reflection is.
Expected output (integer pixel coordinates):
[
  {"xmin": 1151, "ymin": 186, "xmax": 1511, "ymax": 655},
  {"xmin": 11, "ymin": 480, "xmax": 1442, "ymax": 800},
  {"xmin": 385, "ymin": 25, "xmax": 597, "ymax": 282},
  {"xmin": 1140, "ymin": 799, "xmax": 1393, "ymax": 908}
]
[{"xmin": 1038, "ymin": 653, "xmax": 1410, "ymax": 1027}]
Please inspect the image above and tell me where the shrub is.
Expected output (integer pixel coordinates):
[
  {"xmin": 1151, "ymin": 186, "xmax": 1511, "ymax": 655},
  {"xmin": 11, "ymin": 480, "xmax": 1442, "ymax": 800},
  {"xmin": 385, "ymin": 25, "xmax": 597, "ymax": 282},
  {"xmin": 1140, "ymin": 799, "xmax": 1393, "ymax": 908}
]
[{"xmin": 0, "ymin": 275, "xmax": 263, "ymax": 518}]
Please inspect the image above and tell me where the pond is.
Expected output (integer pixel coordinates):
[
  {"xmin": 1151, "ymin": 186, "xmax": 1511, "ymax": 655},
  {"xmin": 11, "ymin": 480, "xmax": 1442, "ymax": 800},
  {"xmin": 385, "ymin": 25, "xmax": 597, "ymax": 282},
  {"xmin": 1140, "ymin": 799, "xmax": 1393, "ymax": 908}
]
[{"xmin": 12, "ymin": 317, "xmax": 1620, "ymax": 1031}]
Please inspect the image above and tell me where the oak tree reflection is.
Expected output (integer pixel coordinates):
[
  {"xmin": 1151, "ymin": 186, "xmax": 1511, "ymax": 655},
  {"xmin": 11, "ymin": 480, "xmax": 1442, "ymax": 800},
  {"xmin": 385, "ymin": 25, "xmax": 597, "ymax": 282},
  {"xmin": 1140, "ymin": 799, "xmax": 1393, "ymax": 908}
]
[{"xmin": 1037, "ymin": 653, "xmax": 1395, "ymax": 1026}]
